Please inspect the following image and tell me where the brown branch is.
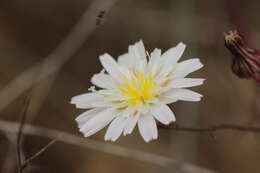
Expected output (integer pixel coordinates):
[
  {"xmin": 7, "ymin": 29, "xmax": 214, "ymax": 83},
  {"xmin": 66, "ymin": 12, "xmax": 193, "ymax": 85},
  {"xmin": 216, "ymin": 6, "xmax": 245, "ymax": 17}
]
[
  {"xmin": 25, "ymin": 0, "xmax": 112, "ymax": 125},
  {"xmin": 4, "ymin": 120, "xmax": 260, "ymax": 172},
  {"xmin": 22, "ymin": 138, "xmax": 57, "ymax": 169},
  {"xmin": 160, "ymin": 123, "xmax": 260, "ymax": 135},
  {"xmin": 1, "ymin": 2, "xmax": 119, "ymax": 170},
  {"xmin": 0, "ymin": 120, "xmax": 218, "ymax": 173},
  {"xmin": 0, "ymin": 0, "xmax": 119, "ymax": 111},
  {"xmin": 17, "ymin": 94, "xmax": 58, "ymax": 172},
  {"xmin": 16, "ymin": 94, "xmax": 31, "ymax": 173}
]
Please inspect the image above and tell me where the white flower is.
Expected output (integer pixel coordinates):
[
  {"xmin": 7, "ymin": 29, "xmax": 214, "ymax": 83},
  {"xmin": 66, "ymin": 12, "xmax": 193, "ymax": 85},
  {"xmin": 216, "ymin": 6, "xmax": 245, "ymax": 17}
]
[{"xmin": 71, "ymin": 40, "xmax": 204, "ymax": 142}]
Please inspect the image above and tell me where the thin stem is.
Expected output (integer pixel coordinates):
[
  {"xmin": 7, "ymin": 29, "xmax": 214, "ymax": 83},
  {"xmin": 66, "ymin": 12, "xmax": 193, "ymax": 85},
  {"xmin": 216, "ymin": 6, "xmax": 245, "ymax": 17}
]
[
  {"xmin": 22, "ymin": 139, "xmax": 57, "ymax": 169},
  {"xmin": 164, "ymin": 123, "xmax": 260, "ymax": 133},
  {"xmin": 16, "ymin": 95, "xmax": 31, "ymax": 173},
  {"xmin": 0, "ymin": 120, "xmax": 214, "ymax": 170}
]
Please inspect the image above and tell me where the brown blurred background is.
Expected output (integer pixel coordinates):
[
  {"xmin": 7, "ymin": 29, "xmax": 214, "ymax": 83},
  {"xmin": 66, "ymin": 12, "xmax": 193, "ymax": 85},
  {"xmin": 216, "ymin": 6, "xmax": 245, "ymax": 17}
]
[{"xmin": 0, "ymin": 0, "xmax": 260, "ymax": 173}]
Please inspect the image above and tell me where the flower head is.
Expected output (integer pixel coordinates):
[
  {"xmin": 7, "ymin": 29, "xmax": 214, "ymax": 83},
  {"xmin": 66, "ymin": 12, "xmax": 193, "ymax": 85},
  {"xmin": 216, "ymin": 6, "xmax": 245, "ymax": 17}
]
[
  {"xmin": 224, "ymin": 30, "xmax": 260, "ymax": 82},
  {"xmin": 71, "ymin": 40, "xmax": 204, "ymax": 142}
]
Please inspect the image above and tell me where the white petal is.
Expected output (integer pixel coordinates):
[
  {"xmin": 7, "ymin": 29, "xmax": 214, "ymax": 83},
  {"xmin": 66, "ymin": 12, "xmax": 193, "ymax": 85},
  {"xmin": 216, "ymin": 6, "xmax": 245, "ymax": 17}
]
[
  {"xmin": 132, "ymin": 40, "xmax": 146, "ymax": 60},
  {"xmin": 105, "ymin": 115, "xmax": 127, "ymax": 141},
  {"xmin": 148, "ymin": 48, "xmax": 161, "ymax": 75},
  {"xmin": 75, "ymin": 108, "xmax": 105, "ymax": 128},
  {"xmin": 151, "ymin": 104, "xmax": 175, "ymax": 125},
  {"xmin": 173, "ymin": 58, "xmax": 203, "ymax": 78},
  {"xmin": 159, "ymin": 97, "xmax": 177, "ymax": 105},
  {"xmin": 71, "ymin": 93, "xmax": 104, "ymax": 109},
  {"xmin": 155, "ymin": 64, "xmax": 173, "ymax": 83},
  {"xmin": 73, "ymin": 100, "xmax": 109, "ymax": 109},
  {"xmin": 118, "ymin": 53, "xmax": 130, "ymax": 66},
  {"xmin": 138, "ymin": 114, "xmax": 158, "ymax": 142},
  {"xmin": 128, "ymin": 40, "xmax": 147, "ymax": 66},
  {"xmin": 71, "ymin": 93, "xmax": 100, "ymax": 104},
  {"xmin": 119, "ymin": 65, "xmax": 131, "ymax": 77},
  {"xmin": 168, "ymin": 78, "xmax": 205, "ymax": 88},
  {"xmin": 123, "ymin": 115, "xmax": 139, "ymax": 136},
  {"xmin": 136, "ymin": 40, "xmax": 146, "ymax": 58},
  {"xmin": 91, "ymin": 73, "xmax": 115, "ymax": 89},
  {"xmin": 99, "ymin": 53, "xmax": 121, "ymax": 81},
  {"xmin": 150, "ymin": 48, "xmax": 161, "ymax": 63},
  {"xmin": 162, "ymin": 42, "xmax": 186, "ymax": 64},
  {"xmin": 80, "ymin": 109, "xmax": 117, "ymax": 137},
  {"xmin": 162, "ymin": 88, "xmax": 202, "ymax": 102},
  {"xmin": 98, "ymin": 89, "xmax": 126, "ymax": 103},
  {"xmin": 137, "ymin": 59, "xmax": 148, "ymax": 74}
]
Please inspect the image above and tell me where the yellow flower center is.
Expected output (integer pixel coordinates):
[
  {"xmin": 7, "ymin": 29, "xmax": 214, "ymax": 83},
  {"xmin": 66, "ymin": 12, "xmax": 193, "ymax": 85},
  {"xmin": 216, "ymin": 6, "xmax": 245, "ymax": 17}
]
[{"xmin": 117, "ymin": 71, "xmax": 157, "ymax": 106}]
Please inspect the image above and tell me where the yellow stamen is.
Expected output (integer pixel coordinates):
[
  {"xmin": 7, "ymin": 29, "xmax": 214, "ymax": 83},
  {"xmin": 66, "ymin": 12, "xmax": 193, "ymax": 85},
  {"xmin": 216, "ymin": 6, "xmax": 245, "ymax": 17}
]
[{"xmin": 117, "ymin": 71, "xmax": 157, "ymax": 106}]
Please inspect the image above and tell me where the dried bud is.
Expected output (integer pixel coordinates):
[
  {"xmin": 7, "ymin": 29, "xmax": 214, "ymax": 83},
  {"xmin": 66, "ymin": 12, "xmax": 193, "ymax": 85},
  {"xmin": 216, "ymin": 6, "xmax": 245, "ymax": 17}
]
[{"xmin": 224, "ymin": 30, "xmax": 260, "ymax": 82}]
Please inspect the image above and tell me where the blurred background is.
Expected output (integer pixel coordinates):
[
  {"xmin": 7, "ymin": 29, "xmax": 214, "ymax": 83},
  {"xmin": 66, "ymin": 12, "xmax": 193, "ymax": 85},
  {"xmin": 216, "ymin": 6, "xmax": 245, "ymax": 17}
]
[{"xmin": 0, "ymin": 0, "xmax": 260, "ymax": 172}]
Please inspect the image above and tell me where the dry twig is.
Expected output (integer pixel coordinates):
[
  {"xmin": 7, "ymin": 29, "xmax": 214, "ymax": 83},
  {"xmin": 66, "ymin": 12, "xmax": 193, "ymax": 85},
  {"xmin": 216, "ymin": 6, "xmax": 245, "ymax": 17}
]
[
  {"xmin": 0, "ymin": 0, "xmax": 119, "ymax": 111},
  {"xmin": 16, "ymin": 94, "xmax": 31, "ymax": 173},
  {"xmin": 0, "ymin": 120, "xmax": 217, "ymax": 173},
  {"xmin": 1, "ymin": 1, "xmax": 119, "ymax": 172},
  {"xmin": 166, "ymin": 123, "xmax": 260, "ymax": 134},
  {"xmin": 158, "ymin": 123, "xmax": 260, "ymax": 139},
  {"xmin": 22, "ymin": 138, "xmax": 57, "ymax": 169}
]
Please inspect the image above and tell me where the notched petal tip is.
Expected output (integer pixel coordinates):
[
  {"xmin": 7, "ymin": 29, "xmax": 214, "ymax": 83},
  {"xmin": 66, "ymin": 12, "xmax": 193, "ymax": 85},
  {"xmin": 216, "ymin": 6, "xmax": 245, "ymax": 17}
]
[
  {"xmin": 137, "ymin": 39, "xmax": 144, "ymax": 45},
  {"xmin": 143, "ymin": 136, "xmax": 157, "ymax": 143},
  {"xmin": 70, "ymin": 96, "xmax": 78, "ymax": 104},
  {"xmin": 104, "ymin": 136, "xmax": 110, "ymax": 141},
  {"xmin": 197, "ymin": 79, "xmax": 206, "ymax": 85},
  {"xmin": 143, "ymin": 138, "xmax": 152, "ymax": 143},
  {"xmin": 99, "ymin": 53, "xmax": 122, "ymax": 81},
  {"xmin": 176, "ymin": 42, "xmax": 187, "ymax": 52},
  {"xmin": 193, "ymin": 58, "xmax": 204, "ymax": 66},
  {"xmin": 104, "ymin": 138, "xmax": 117, "ymax": 142},
  {"xmin": 178, "ymin": 41, "xmax": 186, "ymax": 47},
  {"xmin": 162, "ymin": 41, "xmax": 187, "ymax": 64}
]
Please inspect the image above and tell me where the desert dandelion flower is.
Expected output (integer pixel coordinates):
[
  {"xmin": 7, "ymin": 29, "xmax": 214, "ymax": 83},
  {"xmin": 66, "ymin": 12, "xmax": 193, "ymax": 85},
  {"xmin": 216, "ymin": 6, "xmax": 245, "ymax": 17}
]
[{"xmin": 71, "ymin": 40, "xmax": 204, "ymax": 142}]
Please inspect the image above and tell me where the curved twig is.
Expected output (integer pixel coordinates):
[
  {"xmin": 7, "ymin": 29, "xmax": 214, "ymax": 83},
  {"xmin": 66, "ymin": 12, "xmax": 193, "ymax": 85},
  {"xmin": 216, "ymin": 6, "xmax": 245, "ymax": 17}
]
[
  {"xmin": 0, "ymin": 0, "xmax": 119, "ymax": 111},
  {"xmin": 22, "ymin": 138, "xmax": 57, "ymax": 169},
  {"xmin": 16, "ymin": 94, "xmax": 31, "ymax": 173},
  {"xmin": 160, "ymin": 123, "xmax": 260, "ymax": 135},
  {"xmin": 0, "ymin": 120, "xmax": 217, "ymax": 173}
]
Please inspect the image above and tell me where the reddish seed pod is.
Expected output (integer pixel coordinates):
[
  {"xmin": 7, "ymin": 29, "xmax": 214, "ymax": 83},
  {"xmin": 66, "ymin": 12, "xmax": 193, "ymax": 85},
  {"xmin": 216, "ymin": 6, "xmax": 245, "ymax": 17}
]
[{"xmin": 224, "ymin": 30, "xmax": 260, "ymax": 82}]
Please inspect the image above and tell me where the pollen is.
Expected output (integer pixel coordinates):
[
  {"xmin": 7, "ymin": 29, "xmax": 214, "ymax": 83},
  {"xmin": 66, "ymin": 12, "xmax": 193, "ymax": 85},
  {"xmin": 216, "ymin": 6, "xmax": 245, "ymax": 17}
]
[{"xmin": 117, "ymin": 71, "xmax": 157, "ymax": 106}]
